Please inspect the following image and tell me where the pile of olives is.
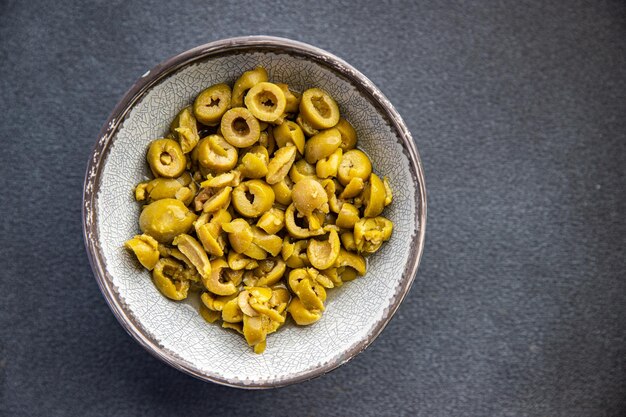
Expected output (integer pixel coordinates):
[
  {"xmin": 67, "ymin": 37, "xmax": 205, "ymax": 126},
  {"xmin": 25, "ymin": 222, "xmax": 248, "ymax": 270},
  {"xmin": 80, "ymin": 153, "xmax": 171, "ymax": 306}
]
[{"xmin": 125, "ymin": 67, "xmax": 394, "ymax": 353}]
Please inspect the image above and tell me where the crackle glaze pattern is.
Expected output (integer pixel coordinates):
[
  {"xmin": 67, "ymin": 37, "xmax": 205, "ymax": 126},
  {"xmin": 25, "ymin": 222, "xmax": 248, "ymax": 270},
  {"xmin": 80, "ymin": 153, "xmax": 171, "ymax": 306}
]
[{"xmin": 85, "ymin": 38, "xmax": 425, "ymax": 388}]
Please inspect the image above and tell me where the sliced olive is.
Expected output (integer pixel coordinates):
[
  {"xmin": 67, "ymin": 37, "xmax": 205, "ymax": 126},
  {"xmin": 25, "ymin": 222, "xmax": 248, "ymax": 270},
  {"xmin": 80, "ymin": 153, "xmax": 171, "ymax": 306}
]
[
  {"xmin": 194, "ymin": 83, "xmax": 231, "ymax": 126},
  {"xmin": 276, "ymin": 83, "xmax": 301, "ymax": 114},
  {"xmin": 336, "ymin": 203, "xmax": 360, "ymax": 229},
  {"xmin": 172, "ymin": 234, "xmax": 211, "ymax": 278},
  {"xmin": 147, "ymin": 139, "xmax": 187, "ymax": 178},
  {"xmin": 363, "ymin": 173, "xmax": 386, "ymax": 217},
  {"xmin": 266, "ymin": 145, "xmax": 297, "ymax": 185},
  {"xmin": 124, "ymin": 234, "xmax": 160, "ymax": 270},
  {"xmin": 335, "ymin": 117, "xmax": 357, "ymax": 151},
  {"xmin": 304, "ymin": 128, "xmax": 342, "ymax": 164},
  {"xmin": 205, "ymin": 258, "xmax": 238, "ymax": 296},
  {"xmin": 170, "ymin": 107, "xmax": 200, "ymax": 154},
  {"xmin": 307, "ymin": 229, "xmax": 341, "ymax": 270},
  {"xmin": 244, "ymin": 82, "xmax": 287, "ymax": 122},
  {"xmin": 196, "ymin": 134, "xmax": 238, "ymax": 172},
  {"xmin": 152, "ymin": 258, "xmax": 190, "ymax": 301},
  {"xmin": 232, "ymin": 180, "xmax": 275, "ymax": 218},
  {"xmin": 296, "ymin": 113, "xmax": 319, "ymax": 137},
  {"xmin": 299, "ymin": 88, "xmax": 340, "ymax": 129},
  {"xmin": 256, "ymin": 208, "xmax": 285, "ymax": 235},
  {"xmin": 231, "ymin": 67, "xmax": 268, "ymax": 108},
  {"xmin": 316, "ymin": 148, "xmax": 342, "ymax": 179},
  {"xmin": 353, "ymin": 216, "xmax": 393, "ymax": 254},
  {"xmin": 220, "ymin": 107, "xmax": 260, "ymax": 148},
  {"xmin": 271, "ymin": 176, "xmax": 294, "ymax": 206},
  {"xmin": 338, "ymin": 149, "xmax": 372, "ymax": 186},
  {"xmin": 273, "ymin": 121, "xmax": 305, "ymax": 154}
]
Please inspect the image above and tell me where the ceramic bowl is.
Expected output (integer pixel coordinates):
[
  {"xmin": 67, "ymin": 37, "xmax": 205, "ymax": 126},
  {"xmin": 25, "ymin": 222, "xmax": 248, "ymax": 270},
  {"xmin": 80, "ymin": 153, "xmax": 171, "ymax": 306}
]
[{"xmin": 83, "ymin": 36, "xmax": 426, "ymax": 388}]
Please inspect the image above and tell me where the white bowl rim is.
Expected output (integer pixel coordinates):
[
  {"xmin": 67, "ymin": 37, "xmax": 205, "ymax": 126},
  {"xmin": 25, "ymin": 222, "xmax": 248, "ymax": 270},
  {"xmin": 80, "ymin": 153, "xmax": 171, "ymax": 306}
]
[{"xmin": 82, "ymin": 35, "xmax": 427, "ymax": 389}]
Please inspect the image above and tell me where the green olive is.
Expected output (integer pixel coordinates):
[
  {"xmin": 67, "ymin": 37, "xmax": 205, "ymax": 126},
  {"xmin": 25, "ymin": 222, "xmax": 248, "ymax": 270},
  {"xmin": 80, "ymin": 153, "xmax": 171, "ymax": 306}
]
[
  {"xmin": 201, "ymin": 171, "xmax": 241, "ymax": 188},
  {"xmin": 232, "ymin": 180, "xmax": 275, "ymax": 218},
  {"xmin": 273, "ymin": 121, "xmax": 305, "ymax": 154},
  {"xmin": 363, "ymin": 173, "xmax": 386, "ymax": 217},
  {"xmin": 140, "ymin": 178, "xmax": 183, "ymax": 203},
  {"xmin": 339, "ymin": 177, "xmax": 365, "ymax": 199},
  {"xmin": 307, "ymin": 229, "xmax": 341, "ymax": 270},
  {"xmin": 299, "ymin": 88, "xmax": 340, "ymax": 129},
  {"xmin": 289, "ymin": 159, "xmax": 316, "ymax": 183},
  {"xmin": 201, "ymin": 292, "xmax": 238, "ymax": 313},
  {"xmin": 253, "ymin": 258, "xmax": 287, "ymax": 287},
  {"xmin": 251, "ymin": 226, "xmax": 283, "ymax": 257},
  {"xmin": 228, "ymin": 251, "xmax": 259, "ymax": 271},
  {"xmin": 147, "ymin": 139, "xmax": 187, "ymax": 178},
  {"xmin": 383, "ymin": 176, "xmax": 393, "ymax": 206},
  {"xmin": 335, "ymin": 118, "xmax": 357, "ymax": 151},
  {"xmin": 231, "ymin": 67, "xmax": 268, "ymax": 108},
  {"xmin": 258, "ymin": 129, "xmax": 276, "ymax": 155},
  {"xmin": 266, "ymin": 145, "xmax": 297, "ymax": 185},
  {"xmin": 199, "ymin": 304, "xmax": 221, "ymax": 323},
  {"xmin": 284, "ymin": 203, "xmax": 324, "ymax": 239},
  {"xmin": 238, "ymin": 146, "xmax": 269, "ymax": 179},
  {"xmin": 281, "ymin": 237, "xmax": 310, "ymax": 268},
  {"xmin": 256, "ymin": 208, "xmax": 285, "ymax": 235},
  {"xmin": 172, "ymin": 233, "xmax": 211, "ymax": 278},
  {"xmin": 335, "ymin": 248, "xmax": 367, "ymax": 276},
  {"xmin": 288, "ymin": 268, "xmax": 326, "ymax": 311},
  {"xmin": 196, "ymin": 135, "xmax": 238, "ymax": 172},
  {"xmin": 222, "ymin": 218, "xmax": 253, "ymax": 253},
  {"xmin": 353, "ymin": 216, "xmax": 393, "ymax": 254},
  {"xmin": 336, "ymin": 203, "xmax": 360, "ymax": 229},
  {"xmin": 304, "ymin": 128, "xmax": 342, "ymax": 164},
  {"xmin": 201, "ymin": 186, "xmax": 232, "ymax": 213},
  {"xmin": 170, "ymin": 107, "xmax": 200, "ymax": 154},
  {"xmin": 340, "ymin": 231, "xmax": 357, "ymax": 251},
  {"xmin": 243, "ymin": 314, "xmax": 271, "ymax": 347},
  {"xmin": 288, "ymin": 297, "xmax": 322, "ymax": 325},
  {"xmin": 315, "ymin": 148, "xmax": 342, "ymax": 179},
  {"xmin": 292, "ymin": 178, "xmax": 328, "ymax": 216},
  {"xmin": 271, "ymin": 176, "xmax": 294, "ymax": 206},
  {"xmin": 194, "ymin": 83, "xmax": 231, "ymax": 126},
  {"xmin": 152, "ymin": 258, "xmax": 190, "ymax": 301},
  {"xmin": 204, "ymin": 258, "xmax": 238, "ymax": 296},
  {"xmin": 139, "ymin": 198, "xmax": 197, "ymax": 243},
  {"xmin": 222, "ymin": 297, "xmax": 244, "ymax": 323},
  {"xmin": 125, "ymin": 234, "xmax": 160, "ymax": 270},
  {"xmin": 320, "ymin": 179, "xmax": 341, "ymax": 213},
  {"xmin": 296, "ymin": 113, "xmax": 320, "ymax": 137},
  {"xmin": 276, "ymin": 83, "xmax": 301, "ymax": 114},
  {"xmin": 337, "ymin": 149, "xmax": 372, "ymax": 186},
  {"xmin": 220, "ymin": 107, "xmax": 261, "ymax": 148},
  {"xmin": 244, "ymin": 82, "xmax": 287, "ymax": 122}
]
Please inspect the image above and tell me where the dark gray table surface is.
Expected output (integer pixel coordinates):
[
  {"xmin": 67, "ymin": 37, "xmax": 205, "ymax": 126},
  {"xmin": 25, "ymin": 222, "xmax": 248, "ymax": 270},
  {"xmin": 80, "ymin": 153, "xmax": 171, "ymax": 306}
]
[{"xmin": 1, "ymin": 1, "xmax": 625, "ymax": 416}]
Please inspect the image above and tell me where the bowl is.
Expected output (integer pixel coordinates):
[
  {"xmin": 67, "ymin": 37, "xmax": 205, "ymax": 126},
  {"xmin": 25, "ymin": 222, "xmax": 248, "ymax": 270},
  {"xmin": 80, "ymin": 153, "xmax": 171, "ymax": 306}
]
[{"xmin": 83, "ymin": 36, "xmax": 426, "ymax": 388}]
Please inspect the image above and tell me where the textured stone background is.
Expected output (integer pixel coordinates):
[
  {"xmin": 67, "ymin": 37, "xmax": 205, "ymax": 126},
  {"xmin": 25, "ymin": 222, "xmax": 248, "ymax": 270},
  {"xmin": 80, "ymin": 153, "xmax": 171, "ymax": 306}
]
[{"xmin": 1, "ymin": 1, "xmax": 625, "ymax": 416}]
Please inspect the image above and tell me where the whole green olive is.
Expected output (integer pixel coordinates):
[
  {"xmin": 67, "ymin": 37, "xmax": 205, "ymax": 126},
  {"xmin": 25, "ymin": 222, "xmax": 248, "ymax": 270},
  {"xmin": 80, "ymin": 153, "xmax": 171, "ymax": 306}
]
[
  {"xmin": 139, "ymin": 198, "xmax": 197, "ymax": 243},
  {"xmin": 146, "ymin": 139, "xmax": 187, "ymax": 178}
]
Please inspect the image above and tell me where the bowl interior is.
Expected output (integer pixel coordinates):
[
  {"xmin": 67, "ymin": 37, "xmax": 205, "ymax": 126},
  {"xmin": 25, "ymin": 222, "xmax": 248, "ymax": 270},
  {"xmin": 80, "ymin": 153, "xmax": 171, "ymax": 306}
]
[{"xmin": 92, "ymin": 46, "xmax": 422, "ymax": 387}]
